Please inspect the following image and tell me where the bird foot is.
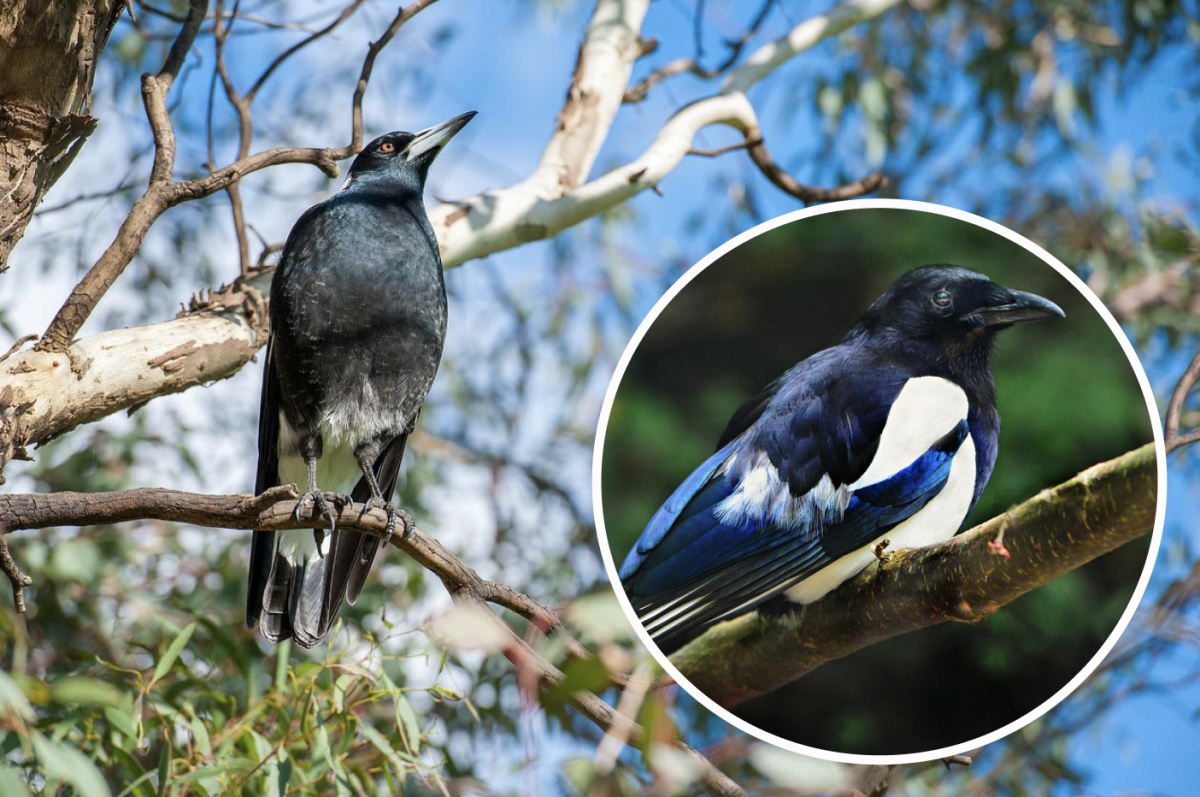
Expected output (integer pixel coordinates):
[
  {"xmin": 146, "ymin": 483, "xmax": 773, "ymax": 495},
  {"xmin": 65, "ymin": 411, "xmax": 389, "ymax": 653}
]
[
  {"xmin": 293, "ymin": 489, "xmax": 345, "ymax": 526},
  {"xmin": 360, "ymin": 498, "xmax": 398, "ymax": 543}
]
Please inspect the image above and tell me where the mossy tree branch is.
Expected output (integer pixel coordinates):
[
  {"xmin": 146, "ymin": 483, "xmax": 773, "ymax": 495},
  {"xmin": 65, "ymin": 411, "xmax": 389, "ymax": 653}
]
[{"xmin": 670, "ymin": 443, "xmax": 1159, "ymax": 708}]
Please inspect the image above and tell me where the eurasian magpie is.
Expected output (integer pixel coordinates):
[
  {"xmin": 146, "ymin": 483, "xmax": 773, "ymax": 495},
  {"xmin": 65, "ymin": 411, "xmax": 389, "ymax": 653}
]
[
  {"xmin": 619, "ymin": 266, "xmax": 1064, "ymax": 654},
  {"xmin": 246, "ymin": 112, "xmax": 476, "ymax": 648}
]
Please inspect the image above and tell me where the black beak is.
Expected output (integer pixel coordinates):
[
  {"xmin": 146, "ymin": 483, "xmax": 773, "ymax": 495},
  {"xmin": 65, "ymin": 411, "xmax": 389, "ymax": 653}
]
[
  {"xmin": 404, "ymin": 111, "xmax": 477, "ymax": 163},
  {"xmin": 975, "ymin": 289, "xmax": 1065, "ymax": 326}
]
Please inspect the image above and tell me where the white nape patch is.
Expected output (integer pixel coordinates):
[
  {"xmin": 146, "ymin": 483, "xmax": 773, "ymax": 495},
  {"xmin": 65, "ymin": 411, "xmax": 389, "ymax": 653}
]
[
  {"xmin": 851, "ymin": 377, "xmax": 968, "ymax": 489},
  {"xmin": 785, "ymin": 435, "xmax": 977, "ymax": 605},
  {"xmin": 714, "ymin": 452, "xmax": 852, "ymax": 529}
]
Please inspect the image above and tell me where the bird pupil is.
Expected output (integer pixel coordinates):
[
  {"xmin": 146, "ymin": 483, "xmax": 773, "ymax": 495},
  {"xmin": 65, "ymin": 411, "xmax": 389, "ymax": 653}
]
[{"xmin": 934, "ymin": 290, "xmax": 952, "ymax": 308}]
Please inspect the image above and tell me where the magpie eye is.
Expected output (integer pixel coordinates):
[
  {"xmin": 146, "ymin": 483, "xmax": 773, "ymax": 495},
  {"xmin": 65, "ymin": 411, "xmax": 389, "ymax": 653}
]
[
  {"xmin": 379, "ymin": 141, "xmax": 396, "ymax": 154},
  {"xmin": 932, "ymin": 289, "xmax": 953, "ymax": 311}
]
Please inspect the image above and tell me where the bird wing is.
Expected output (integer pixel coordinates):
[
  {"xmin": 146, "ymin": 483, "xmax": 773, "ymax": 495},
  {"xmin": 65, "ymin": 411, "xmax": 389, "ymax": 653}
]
[
  {"xmin": 320, "ymin": 433, "xmax": 410, "ymax": 631},
  {"xmin": 247, "ymin": 338, "xmax": 284, "ymax": 635},
  {"xmin": 620, "ymin": 357, "xmax": 971, "ymax": 651}
]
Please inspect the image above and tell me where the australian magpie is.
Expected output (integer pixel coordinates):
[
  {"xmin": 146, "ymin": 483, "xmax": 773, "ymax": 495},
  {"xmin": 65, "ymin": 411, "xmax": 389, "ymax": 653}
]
[
  {"xmin": 619, "ymin": 265, "xmax": 1064, "ymax": 654},
  {"xmin": 246, "ymin": 112, "xmax": 476, "ymax": 648}
]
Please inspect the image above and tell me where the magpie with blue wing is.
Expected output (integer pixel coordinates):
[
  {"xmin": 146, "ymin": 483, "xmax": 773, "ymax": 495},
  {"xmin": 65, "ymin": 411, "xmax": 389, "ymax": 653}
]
[
  {"xmin": 619, "ymin": 265, "xmax": 1064, "ymax": 654},
  {"xmin": 246, "ymin": 112, "xmax": 476, "ymax": 648}
]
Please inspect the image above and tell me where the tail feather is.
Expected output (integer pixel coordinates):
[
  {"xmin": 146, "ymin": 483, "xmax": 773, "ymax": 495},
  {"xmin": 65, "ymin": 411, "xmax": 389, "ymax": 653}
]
[
  {"xmin": 289, "ymin": 554, "xmax": 330, "ymax": 649},
  {"xmin": 258, "ymin": 553, "xmax": 294, "ymax": 643},
  {"xmin": 326, "ymin": 434, "xmax": 408, "ymax": 616},
  {"xmin": 254, "ymin": 538, "xmax": 334, "ymax": 649}
]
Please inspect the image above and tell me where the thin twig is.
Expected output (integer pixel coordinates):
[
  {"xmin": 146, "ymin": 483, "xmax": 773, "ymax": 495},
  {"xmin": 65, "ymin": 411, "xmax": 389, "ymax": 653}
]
[
  {"xmin": 1164, "ymin": 342, "xmax": 1200, "ymax": 453},
  {"xmin": 625, "ymin": 0, "xmax": 776, "ymax": 103},
  {"xmin": 593, "ymin": 663, "xmax": 653, "ymax": 777},
  {"xmin": 744, "ymin": 134, "xmax": 887, "ymax": 203},
  {"xmin": 0, "ymin": 531, "xmax": 33, "ymax": 613},
  {"xmin": 688, "ymin": 138, "xmax": 761, "ymax": 158}
]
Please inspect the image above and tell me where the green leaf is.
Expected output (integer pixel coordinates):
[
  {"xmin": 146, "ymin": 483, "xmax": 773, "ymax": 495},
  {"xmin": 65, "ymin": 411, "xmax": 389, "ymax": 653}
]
[
  {"xmin": 104, "ymin": 692, "xmax": 138, "ymax": 739},
  {"xmin": 152, "ymin": 623, "xmax": 195, "ymax": 684},
  {"xmin": 0, "ymin": 669, "xmax": 34, "ymax": 722},
  {"xmin": 394, "ymin": 693, "xmax": 421, "ymax": 756},
  {"xmin": 32, "ymin": 733, "xmax": 112, "ymax": 797},
  {"xmin": 558, "ymin": 657, "xmax": 609, "ymax": 697},
  {"xmin": 191, "ymin": 714, "xmax": 212, "ymax": 758},
  {"xmin": 332, "ymin": 673, "xmax": 355, "ymax": 713},
  {"xmin": 50, "ymin": 676, "xmax": 122, "ymax": 707},
  {"xmin": 155, "ymin": 743, "xmax": 170, "ymax": 797},
  {"xmin": 0, "ymin": 763, "xmax": 33, "ymax": 797},
  {"xmin": 360, "ymin": 724, "xmax": 409, "ymax": 772}
]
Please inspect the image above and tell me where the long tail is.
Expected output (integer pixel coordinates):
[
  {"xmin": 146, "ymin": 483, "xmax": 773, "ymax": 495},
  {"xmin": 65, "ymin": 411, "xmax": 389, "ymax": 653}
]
[
  {"xmin": 249, "ymin": 435, "xmax": 408, "ymax": 649},
  {"xmin": 256, "ymin": 542, "xmax": 330, "ymax": 649},
  {"xmin": 323, "ymin": 435, "xmax": 409, "ymax": 623}
]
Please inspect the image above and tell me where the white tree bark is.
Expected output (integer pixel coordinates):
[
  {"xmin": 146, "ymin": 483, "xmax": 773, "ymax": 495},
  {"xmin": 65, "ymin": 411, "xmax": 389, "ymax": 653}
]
[
  {"xmin": 431, "ymin": 0, "xmax": 904, "ymax": 268},
  {"xmin": 0, "ymin": 286, "xmax": 267, "ymax": 479}
]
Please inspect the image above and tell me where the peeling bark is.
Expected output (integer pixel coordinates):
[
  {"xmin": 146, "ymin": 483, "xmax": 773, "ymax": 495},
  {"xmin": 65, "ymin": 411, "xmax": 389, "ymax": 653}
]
[
  {"xmin": 0, "ymin": 276, "xmax": 269, "ymax": 481},
  {"xmin": 0, "ymin": 0, "xmax": 124, "ymax": 271}
]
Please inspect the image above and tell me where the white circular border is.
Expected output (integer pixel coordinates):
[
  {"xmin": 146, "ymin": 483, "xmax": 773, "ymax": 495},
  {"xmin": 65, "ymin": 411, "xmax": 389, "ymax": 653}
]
[{"xmin": 592, "ymin": 198, "xmax": 1167, "ymax": 765}]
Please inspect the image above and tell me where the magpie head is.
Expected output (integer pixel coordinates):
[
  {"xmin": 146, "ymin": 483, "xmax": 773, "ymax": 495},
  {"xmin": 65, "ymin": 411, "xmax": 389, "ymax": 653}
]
[
  {"xmin": 857, "ymin": 265, "xmax": 1064, "ymax": 355},
  {"xmin": 347, "ymin": 111, "xmax": 477, "ymax": 190}
]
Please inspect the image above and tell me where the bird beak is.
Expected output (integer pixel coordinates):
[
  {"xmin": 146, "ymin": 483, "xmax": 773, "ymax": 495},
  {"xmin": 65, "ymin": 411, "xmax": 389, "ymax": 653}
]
[
  {"xmin": 405, "ymin": 111, "xmax": 477, "ymax": 163},
  {"xmin": 975, "ymin": 289, "xmax": 1065, "ymax": 326}
]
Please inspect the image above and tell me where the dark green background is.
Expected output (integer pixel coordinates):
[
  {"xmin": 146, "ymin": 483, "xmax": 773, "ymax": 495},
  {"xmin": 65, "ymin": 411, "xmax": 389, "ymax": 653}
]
[{"xmin": 600, "ymin": 208, "xmax": 1156, "ymax": 755}]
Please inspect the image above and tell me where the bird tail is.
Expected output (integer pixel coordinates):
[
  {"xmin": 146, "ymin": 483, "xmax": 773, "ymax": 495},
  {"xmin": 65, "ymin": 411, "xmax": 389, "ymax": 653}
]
[
  {"xmin": 323, "ymin": 434, "xmax": 409, "ymax": 621},
  {"xmin": 250, "ymin": 433, "xmax": 409, "ymax": 649},
  {"xmin": 256, "ymin": 543, "xmax": 334, "ymax": 649}
]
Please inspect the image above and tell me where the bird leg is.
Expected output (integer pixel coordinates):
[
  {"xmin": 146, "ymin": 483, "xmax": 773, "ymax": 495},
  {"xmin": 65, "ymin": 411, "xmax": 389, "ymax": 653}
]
[
  {"xmin": 355, "ymin": 441, "xmax": 398, "ymax": 542},
  {"xmin": 293, "ymin": 434, "xmax": 339, "ymax": 529}
]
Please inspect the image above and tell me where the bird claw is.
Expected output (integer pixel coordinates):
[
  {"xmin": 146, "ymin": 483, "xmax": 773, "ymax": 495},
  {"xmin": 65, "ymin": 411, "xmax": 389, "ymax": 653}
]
[
  {"xmin": 294, "ymin": 489, "xmax": 340, "ymax": 526},
  {"xmin": 359, "ymin": 498, "xmax": 398, "ymax": 543}
]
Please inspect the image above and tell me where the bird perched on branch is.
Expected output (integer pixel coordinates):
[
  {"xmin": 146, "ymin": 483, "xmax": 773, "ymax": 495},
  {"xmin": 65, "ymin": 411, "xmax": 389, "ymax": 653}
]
[
  {"xmin": 247, "ymin": 111, "xmax": 476, "ymax": 648},
  {"xmin": 619, "ymin": 266, "xmax": 1064, "ymax": 653}
]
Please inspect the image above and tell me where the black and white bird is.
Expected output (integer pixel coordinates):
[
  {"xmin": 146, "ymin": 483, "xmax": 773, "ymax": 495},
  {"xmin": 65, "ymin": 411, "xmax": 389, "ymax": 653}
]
[
  {"xmin": 247, "ymin": 112, "xmax": 476, "ymax": 648},
  {"xmin": 619, "ymin": 266, "xmax": 1064, "ymax": 653}
]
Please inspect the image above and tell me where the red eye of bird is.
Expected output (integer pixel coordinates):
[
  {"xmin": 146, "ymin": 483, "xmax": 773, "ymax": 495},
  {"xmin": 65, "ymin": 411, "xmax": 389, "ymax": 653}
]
[{"xmin": 379, "ymin": 141, "xmax": 396, "ymax": 153}]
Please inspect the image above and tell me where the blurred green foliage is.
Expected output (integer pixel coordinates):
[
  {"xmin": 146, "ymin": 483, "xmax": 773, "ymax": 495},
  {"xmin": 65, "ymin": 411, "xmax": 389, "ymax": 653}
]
[{"xmin": 601, "ymin": 207, "xmax": 1155, "ymax": 754}]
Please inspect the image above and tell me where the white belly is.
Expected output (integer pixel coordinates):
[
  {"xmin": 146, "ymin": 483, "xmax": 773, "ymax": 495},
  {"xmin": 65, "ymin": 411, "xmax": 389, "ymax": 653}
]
[{"xmin": 784, "ymin": 434, "xmax": 977, "ymax": 604}]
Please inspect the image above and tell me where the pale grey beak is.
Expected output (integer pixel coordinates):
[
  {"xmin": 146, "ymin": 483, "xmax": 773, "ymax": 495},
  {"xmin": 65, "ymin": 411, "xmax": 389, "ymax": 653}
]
[{"xmin": 405, "ymin": 111, "xmax": 477, "ymax": 163}]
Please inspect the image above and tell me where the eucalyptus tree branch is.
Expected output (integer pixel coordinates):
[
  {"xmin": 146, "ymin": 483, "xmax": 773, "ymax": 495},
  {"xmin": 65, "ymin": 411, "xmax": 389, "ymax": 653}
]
[
  {"xmin": 1165, "ymin": 343, "xmax": 1200, "ymax": 453},
  {"xmin": 0, "ymin": 274, "xmax": 270, "ymax": 480},
  {"xmin": 671, "ymin": 443, "xmax": 1158, "ymax": 708},
  {"xmin": 534, "ymin": 0, "xmax": 651, "ymax": 192},
  {"xmin": 429, "ymin": 0, "xmax": 899, "ymax": 267},
  {"xmin": 0, "ymin": 486, "xmax": 746, "ymax": 797}
]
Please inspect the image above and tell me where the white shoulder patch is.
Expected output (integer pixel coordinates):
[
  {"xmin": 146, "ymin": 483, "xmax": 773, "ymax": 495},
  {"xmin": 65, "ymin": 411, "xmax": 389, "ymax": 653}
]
[
  {"xmin": 713, "ymin": 451, "xmax": 851, "ymax": 529},
  {"xmin": 851, "ymin": 376, "xmax": 968, "ymax": 489}
]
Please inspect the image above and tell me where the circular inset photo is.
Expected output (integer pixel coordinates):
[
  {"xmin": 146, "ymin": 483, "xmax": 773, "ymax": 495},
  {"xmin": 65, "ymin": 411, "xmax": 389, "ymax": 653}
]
[{"xmin": 594, "ymin": 200, "xmax": 1164, "ymax": 763}]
